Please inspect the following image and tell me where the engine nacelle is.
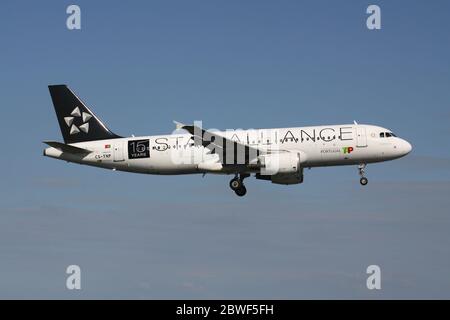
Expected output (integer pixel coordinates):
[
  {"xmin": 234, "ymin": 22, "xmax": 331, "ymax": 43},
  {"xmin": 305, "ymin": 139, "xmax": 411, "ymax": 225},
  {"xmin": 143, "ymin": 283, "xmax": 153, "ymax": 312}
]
[
  {"xmin": 256, "ymin": 152, "xmax": 304, "ymax": 185},
  {"xmin": 258, "ymin": 152, "xmax": 300, "ymax": 175}
]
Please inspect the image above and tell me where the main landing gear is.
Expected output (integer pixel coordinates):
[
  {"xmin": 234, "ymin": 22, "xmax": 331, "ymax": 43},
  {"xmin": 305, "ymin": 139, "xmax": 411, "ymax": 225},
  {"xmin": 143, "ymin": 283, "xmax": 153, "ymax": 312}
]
[
  {"xmin": 229, "ymin": 174, "xmax": 250, "ymax": 197},
  {"xmin": 358, "ymin": 163, "xmax": 368, "ymax": 186}
]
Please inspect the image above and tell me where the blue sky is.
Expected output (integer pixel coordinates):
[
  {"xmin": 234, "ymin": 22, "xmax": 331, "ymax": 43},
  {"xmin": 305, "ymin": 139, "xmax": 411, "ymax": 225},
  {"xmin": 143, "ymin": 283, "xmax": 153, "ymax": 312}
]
[{"xmin": 0, "ymin": 0, "xmax": 450, "ymax": 298}]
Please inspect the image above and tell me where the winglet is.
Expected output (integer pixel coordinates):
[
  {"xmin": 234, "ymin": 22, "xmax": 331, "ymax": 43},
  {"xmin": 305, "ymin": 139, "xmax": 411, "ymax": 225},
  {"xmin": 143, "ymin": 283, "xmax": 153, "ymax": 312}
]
[
  {"xmin": 173, "ymin": 121, "xmax": 185, "ymax": 130},
  {"xmin": 353, "ymin": 120, "xmax": 358, "ymax": 125}
]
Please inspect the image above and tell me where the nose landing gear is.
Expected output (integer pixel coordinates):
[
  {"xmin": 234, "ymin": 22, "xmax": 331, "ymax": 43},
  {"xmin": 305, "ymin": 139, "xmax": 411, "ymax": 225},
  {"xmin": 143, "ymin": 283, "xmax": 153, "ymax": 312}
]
[
  {"xmin": 358, "ymin": 164, "xmax": 368, "ymax": 186},
  {"xmin": 229, "ymin": 174, "xmax": 250, "ymax": 197}
]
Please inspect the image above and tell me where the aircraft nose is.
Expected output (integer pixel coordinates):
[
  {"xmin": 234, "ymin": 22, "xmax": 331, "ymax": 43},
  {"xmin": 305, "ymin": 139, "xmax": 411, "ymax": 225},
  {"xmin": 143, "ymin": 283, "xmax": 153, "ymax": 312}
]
[{"xmin": 401, "ymin": 139, "xmax": 412, "ymax": 155}]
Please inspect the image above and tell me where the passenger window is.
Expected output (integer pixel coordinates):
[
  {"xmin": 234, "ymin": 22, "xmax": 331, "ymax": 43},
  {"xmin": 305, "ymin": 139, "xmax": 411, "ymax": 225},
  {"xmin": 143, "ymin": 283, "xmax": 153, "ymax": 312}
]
[{"xmin": 380, "ymin": 133, "xmax": 384, "ymax": 138}]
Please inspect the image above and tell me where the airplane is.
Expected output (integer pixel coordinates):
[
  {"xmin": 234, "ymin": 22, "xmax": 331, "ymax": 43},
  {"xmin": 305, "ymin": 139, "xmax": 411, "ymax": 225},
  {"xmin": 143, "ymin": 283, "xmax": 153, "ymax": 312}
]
[{"xmin": 43, "ymin": 85, "xmax": 412, "ymax": 197}]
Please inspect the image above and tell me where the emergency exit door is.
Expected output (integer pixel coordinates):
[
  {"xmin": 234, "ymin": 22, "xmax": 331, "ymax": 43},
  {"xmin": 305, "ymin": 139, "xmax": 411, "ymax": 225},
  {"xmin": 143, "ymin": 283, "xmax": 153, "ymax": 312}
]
[
  {"xmin": 113, "ymin": 142, "xmax": 125, "ymax": 162},
  {"xmin": 356, "ymin": 127, "xmax": 367, "ymax": 147}
]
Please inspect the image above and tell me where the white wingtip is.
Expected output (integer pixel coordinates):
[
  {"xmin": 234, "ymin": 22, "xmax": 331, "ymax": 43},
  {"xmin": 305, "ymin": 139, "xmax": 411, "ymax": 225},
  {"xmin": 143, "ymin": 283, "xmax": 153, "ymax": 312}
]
[
  {"xmin": 173, "ymin": 121, "xmax": 185, "ymax": 130},
  {"xmin": 353, "ymin": 120, "xmax": 358, "ymax": 125}
]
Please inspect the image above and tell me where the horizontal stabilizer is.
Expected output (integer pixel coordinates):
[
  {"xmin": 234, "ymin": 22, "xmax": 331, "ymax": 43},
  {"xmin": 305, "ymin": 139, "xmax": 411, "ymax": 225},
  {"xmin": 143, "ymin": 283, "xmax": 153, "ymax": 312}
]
[{"xmin": 43, "ymin": 141, "xmax": 92, "ymax": 154}]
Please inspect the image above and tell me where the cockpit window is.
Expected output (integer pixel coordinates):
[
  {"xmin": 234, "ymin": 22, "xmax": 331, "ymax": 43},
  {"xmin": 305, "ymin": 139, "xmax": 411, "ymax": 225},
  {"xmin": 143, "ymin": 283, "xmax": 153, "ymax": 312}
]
[{"xmin": 379, "ymin": 132, "xmax": 397, "ymax": 138}]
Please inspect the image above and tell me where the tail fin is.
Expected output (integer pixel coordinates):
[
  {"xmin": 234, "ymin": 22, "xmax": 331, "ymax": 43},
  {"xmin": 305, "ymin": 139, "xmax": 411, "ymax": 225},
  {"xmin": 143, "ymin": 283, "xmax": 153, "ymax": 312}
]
[{"xmin": 48, "ymin": 85, "xmax": 121, "ymax": 144}]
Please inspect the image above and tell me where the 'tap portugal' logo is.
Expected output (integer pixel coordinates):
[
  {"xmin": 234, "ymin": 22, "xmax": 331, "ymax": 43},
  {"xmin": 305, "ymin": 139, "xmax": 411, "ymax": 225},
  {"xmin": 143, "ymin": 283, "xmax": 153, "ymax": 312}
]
[{"xmin": 343, "ymin": 147, "xmax": 354, "ymax": 154}]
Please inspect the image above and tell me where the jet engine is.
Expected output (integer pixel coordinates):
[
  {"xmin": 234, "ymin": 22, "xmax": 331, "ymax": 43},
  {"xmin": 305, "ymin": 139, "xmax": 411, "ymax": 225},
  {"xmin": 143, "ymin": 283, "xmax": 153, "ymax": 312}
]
[{"xmin": 255, "ymin": 152, "xmax": 304, "ymax": 185}]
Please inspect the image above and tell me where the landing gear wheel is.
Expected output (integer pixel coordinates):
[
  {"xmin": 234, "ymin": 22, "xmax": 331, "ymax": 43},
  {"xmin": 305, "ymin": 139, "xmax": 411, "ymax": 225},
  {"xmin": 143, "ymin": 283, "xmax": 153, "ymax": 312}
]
[
  {"xmin": 235, "ymin": 186, "xmax": 247, "ymax": 197},
  {"xmin": 229, "ymin": 174, "xmax": 249, "ymax": 196},
  {"xmin": 229, "ymin": 178, "xmax": 242, "ymax": 191},
  {"xmin": 360, "ymin": 177, "xmax": 368, "ymax": 186},
  {"xmin": 358, "ymin": 164, "xmax": 368, "ymax": 186}
]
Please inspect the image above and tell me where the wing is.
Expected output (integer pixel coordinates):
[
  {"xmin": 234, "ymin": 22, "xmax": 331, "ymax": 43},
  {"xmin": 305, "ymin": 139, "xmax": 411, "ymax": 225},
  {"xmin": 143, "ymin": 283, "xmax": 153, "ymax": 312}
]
[{"xmin": 174, "ymin": 121, "xmax": 262, "ymax": 166}]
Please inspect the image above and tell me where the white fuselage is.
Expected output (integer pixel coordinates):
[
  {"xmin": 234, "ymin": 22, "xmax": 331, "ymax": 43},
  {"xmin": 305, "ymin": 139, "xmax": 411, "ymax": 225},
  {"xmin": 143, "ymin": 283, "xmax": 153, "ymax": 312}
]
[{"xmin": 44, "ymin": 124, "xmax": 412, "ymax": 175}]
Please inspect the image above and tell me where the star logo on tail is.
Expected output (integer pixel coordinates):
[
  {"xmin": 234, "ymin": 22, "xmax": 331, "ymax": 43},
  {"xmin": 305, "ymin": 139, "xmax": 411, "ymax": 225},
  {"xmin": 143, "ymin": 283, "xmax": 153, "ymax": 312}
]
[{"xmin": 64, "ymin": 107, "xmax": 92, "ymax": 135}]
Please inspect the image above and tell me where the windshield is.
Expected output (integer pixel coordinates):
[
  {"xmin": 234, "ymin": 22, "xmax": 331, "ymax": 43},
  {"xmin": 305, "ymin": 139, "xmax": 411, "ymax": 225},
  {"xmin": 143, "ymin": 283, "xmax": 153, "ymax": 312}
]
[{"xmin": 380, "ymin": 132, "xmax": 397, "ymax": 138}]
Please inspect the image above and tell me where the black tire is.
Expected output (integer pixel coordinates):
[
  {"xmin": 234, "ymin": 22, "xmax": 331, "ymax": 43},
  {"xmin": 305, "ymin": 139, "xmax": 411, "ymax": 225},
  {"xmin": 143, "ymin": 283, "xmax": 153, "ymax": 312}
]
[
  {"xmin": 360, "ymin": 177, "xmax": 368, "ymax": 186},
  {"xmin": 229, "ymin": 178, "xmax": 242, "ymax": 191},
  {"xmin": 235, "ymin": 186, "xmax": 247, "ymax": 197}
]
